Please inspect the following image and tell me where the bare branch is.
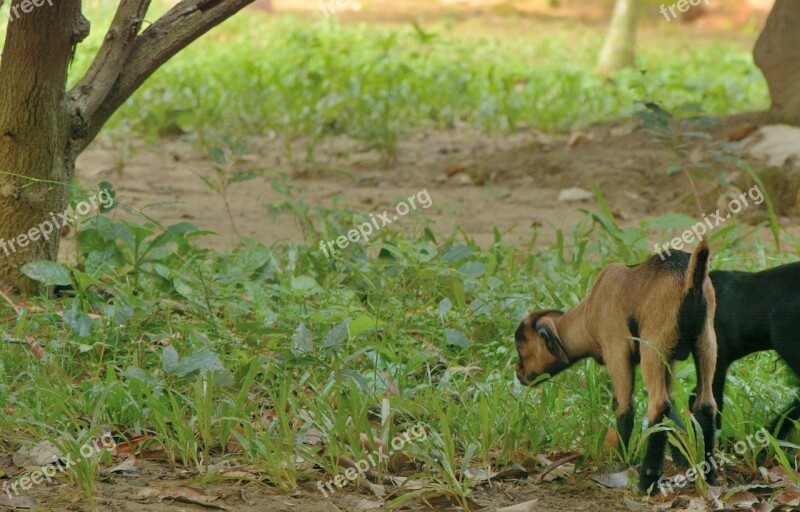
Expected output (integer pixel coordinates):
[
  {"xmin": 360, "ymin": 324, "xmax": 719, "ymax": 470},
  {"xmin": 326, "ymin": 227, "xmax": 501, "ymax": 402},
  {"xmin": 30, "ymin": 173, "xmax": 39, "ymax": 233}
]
[
  {"xmin": 74, "ymin": 0, "xmax": 256, "ymax": 152},
  {"xmin": 68, "ymin": 0, "xmax": 152, "ymax": 124}
]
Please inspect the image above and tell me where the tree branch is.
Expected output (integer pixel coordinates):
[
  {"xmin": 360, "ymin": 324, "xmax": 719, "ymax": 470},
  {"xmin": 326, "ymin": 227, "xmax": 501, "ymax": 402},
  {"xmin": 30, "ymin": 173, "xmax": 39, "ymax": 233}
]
[
  {"xmin": 73, "ymin": 0, "xmax": 256, "ymax": 153},
  {"xmin": 68, "ymin": 0, "xmax": 151, "ymax": 126}
]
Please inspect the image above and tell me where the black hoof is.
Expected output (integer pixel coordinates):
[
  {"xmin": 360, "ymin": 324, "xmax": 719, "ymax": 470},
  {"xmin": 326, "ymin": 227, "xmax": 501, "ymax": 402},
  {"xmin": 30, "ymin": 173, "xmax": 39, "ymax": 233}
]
[
  {"xmin": 639, "ymin": 471, "xmax": 661, "ymax": 495},
  {"xmin": 670, "ymin": 444, "xmax": 689, "ymax": 468}
]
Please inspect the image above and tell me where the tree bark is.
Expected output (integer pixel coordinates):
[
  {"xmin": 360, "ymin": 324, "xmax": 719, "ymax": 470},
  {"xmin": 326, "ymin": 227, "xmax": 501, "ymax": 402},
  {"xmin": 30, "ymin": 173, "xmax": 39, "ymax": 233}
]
[
  {"xmin": 0, "ymin": 0, "xmax": 255, "ymax": 293},
  {"xmin": 597, "ymin": 0, "xmax": 638, "ymax": 77},
  {"xmin": 0, "ymin": 0, "xmax": 88, "ymax": 294},
  {"xmin": 754, "ymin": 0, "xmax": 800, "ymax": 123}
]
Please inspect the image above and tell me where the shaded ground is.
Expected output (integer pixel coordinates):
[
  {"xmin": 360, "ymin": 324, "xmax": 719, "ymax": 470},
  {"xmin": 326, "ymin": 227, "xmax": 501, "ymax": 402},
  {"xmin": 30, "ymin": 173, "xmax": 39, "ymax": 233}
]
[{"xmin": 3, "ymin": 456, "xmax": 631, "ymax": 511}]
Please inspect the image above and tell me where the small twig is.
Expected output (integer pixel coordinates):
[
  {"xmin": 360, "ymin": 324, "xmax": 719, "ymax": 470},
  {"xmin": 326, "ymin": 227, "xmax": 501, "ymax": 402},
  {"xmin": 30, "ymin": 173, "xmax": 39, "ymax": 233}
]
[
  {"xmin": 0, "ymin": 288, "xmax": 19, "ymax": 314},
  {"xmin": 3, "ymin": 336, "xmax": 46, "ymax": 360},
  {"xmin": 538, "ymin": 453, "xmax": 581, "ymax": 483}
]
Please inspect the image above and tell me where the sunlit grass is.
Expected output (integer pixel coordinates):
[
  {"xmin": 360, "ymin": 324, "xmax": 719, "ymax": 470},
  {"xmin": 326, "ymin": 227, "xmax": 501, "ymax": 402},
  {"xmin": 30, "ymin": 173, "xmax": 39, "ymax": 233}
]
[{"xmin": 47, "ymin": 3, "xmax": 770, "ymax": 164}]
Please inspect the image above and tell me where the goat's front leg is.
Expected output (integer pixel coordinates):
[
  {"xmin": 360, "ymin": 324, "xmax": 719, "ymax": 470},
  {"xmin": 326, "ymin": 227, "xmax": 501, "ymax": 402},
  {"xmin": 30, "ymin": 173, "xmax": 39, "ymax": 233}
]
[
  {"xmin": 604, "ymin": 353, "xmax": 635, "ymax": 455},
  {"xmin": 692, "ymin": 322, "xmax": 718, "ymax": 485},
  {"xmin": 639, "ymin": 346, "xmax": 672, "ymax": 494}
]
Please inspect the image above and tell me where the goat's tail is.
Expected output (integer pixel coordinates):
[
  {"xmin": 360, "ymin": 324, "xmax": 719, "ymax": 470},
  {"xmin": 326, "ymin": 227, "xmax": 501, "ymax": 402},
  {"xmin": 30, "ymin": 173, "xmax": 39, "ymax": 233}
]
[{"xmin": 684, "ymin": 240, "xmax": 710, "ymax": 294}]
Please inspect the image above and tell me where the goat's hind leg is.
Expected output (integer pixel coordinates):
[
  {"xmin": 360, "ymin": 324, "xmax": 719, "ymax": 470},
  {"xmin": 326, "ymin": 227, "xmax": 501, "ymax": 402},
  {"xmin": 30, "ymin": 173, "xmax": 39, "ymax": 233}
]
[
  {"xmin": 666, "ymin": 362, "xmax": 689, "ymax": 468},
  {"xmin": 691, "ymin": 323, "xmax": 718, "ymax": 485},
  {"xmin": 768, "ymin": 297, "xmax": 800, "ymax": 438}
]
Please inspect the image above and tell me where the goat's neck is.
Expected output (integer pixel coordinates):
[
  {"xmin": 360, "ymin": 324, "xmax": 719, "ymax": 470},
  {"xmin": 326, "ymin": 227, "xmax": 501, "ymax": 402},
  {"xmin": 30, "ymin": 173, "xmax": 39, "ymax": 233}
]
[{"xmin": 556, "ymin": 300, "xmax": 598, "ymax": 361}]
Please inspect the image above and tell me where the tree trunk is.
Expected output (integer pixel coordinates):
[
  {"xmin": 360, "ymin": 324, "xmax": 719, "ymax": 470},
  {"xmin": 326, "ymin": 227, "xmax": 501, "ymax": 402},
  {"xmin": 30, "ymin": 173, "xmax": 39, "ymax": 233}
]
[
  {"xmin": 754, "ymin": 0, "xmax": 800, "ymax": 123},
  {"xmin": 0, "ymin": 0, "xmax": 255, "ymax": 294},
  {"xmin": 0, "ymin": 0, "xmax": 88, "ymax": 295},
  {"xmin": 597, "ymin": 0, "xmax": 638, "ymax": 76}
]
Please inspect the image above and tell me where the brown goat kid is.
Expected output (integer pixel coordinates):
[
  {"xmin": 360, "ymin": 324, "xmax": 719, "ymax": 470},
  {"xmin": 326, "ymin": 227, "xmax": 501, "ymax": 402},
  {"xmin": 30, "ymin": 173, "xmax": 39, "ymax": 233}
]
[{"xmin": 514, "ymin": 241, "xmax": 718, "ymax": 494}]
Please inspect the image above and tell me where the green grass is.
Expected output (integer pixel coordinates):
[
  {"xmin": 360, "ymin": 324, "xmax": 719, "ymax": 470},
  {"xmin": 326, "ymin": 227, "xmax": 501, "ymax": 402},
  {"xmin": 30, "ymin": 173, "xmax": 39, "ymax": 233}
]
[
  {"xmin": 1, "ymin": 181, "xmax": 798, "ymax": 502},
  {"xmin": 53, "ymin": 3, "xmax": 769, "ymax": 164},
  {"xmin": 0, "ymin": 2, "xmax": 789, "ymax": 505}
]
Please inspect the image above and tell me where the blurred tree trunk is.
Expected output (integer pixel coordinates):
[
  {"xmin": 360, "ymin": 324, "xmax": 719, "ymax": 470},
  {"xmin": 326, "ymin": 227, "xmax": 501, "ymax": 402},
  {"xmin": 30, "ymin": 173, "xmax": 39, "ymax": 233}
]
[
  {"xmin": 754, "ymin": 0, "xmax": 800, "ymax": 123},
  {"xmin": 0, "ymin": 0, "xmax": 255, "ymax": 294},
  {"xmin": 597, "ymin": 0, "xmax": 638, "ymax": 76},
  {"xmin": 679, "ymin": 5, "xmax": 706, "ymax": 22}
]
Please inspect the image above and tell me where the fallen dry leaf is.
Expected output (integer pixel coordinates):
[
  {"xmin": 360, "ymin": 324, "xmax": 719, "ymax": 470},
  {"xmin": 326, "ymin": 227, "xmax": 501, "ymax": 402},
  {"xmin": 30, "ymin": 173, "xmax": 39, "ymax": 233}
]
[
  {"xmin": 753, "ymin": 500, "xmax": 776, "ymax": 512},
  {"xmin": 381, "ymin": 369, "xmax": 400, "ymax": 397},
  {"xmin": 728, "ymin": 123, "xmax": 759, "ymax": 142},
  {"xmin": 567, "ymin": 131, "xmax": 592, "ymax": 149},
  {"xmin": 683, "ymin": 496, "xmax": 710, "ymax": 512},
  {"xmin": 446, "ymin": 365, "xmax": 483, "ymax": 376},
  {"xmin": 496, "ymin": 498, "xmax": 539, "ymax": 511},
  {"xmin": 590, "ymin": 468, "xmax": 631, "ymax": 489},
  {"xmin": 463, "ymin": 466, "xmax": 497, "ymax": 483},
  {"xmin": 219, "ymin": 469, "xmax": 261, "ymax": 480},
  {"xmin": 353, "ymin": 497, "xmax": 383, "ymax": 510},
  {"xmin": 444, "ymin": 164, "xmax": 467, "ymax": 178},
  {"xmin": 558, "ymin": 187, "xmax": 593, "ymax": 202},
  {"xmin": 744, "ymin": 124, "xmax": 800, "ymax": 166},
  {"xmin": 338, "ymin": 455, "xmax": 379, "ymax": 483},
  {"xmin": 104, "ymin": 454, "xmax": 137, "ymax": 474},
  {"xmin": 775, "ymin": 489, "xmax": 800, "ymax": 506},
  {"xmin": 723, "ymin": 490, "xmax": 759, "ymax": 508},
  {"xmin": 13, "ymin": 440, "xmax": 62, "ymax": 467},
  {"xmin": 538, "ymin": 453, "xmax": 579, "ymax": 483},
  {"xmin": 364, "ymin": 481, "xmax": 385, "ymax": 498},
  {"xmin": 622, "ymin": 496, "xmax": 649, "ymax": 512},
  {"xmin": 0, "ymin": 494, "xmax": 36, "ymax": 509},
  {"xmin": 494, "ymin": 461, "xmax": 529, "ymax": 480},
  {"xmin": 114, "ymin": 434, "xmax": 155, "ymax": 455},
  {"xmin": 302, "ymin": 427, "xmax": 325, "ymax": 447},
  {"xmin": 139, "ymin": 486, "xmax": 227, "ymax": 510},
  {"xmin": 765, "ymin": 465, "xmax": 800, "ymax": 487},
  {"xmin": 359, "ymin": 434, "xmax": 387, "ymax": 456}
]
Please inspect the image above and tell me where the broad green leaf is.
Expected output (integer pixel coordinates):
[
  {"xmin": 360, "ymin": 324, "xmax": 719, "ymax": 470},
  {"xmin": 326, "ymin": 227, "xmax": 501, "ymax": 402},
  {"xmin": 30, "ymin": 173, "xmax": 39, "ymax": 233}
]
[
  {"xmin": 348, "ymin": 315, "xmax": 382, "ymax": 339},
  {"xmin": 21, "ymin": 261, "xmax": 72, "ymax": 286},
  {"xmin": 445, "ymin": 328, "xmax": 470, "ymax": 348}
]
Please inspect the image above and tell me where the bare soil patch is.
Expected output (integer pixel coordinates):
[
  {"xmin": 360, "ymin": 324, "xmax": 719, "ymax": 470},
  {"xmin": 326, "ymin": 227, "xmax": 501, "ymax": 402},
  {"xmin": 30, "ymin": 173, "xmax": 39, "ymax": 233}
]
[{"xmin": 72, "ymin": 112, "xmax": 797, "ymax": 262}]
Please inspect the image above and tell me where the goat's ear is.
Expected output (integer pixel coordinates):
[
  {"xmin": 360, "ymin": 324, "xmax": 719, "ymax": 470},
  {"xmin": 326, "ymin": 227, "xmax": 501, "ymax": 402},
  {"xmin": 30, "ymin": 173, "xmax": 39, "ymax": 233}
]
[{"xmin": 535, "ymin": 316, "xmax": 569, "ymax": 365}]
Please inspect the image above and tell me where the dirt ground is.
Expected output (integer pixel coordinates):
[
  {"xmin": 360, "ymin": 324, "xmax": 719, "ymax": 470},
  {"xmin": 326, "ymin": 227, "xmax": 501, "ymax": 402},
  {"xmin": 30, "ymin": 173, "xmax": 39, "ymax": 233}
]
[
  {"xmin": 74, "ymin": 111, "xmax": 798, "ymax": 262},
  {"xmin": 6, "ymin": 456, "xmax": 636, "ymax": 511},
  {"xmin": 13, "ymin": 1, "xmax": 800, "ymax": 511}
]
